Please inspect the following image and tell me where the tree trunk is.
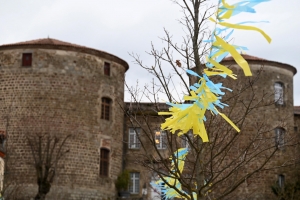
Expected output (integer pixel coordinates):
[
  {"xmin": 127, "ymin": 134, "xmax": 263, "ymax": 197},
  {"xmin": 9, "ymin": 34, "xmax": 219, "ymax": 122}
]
[{"xmin": 35, "ymin": 181, "xmax": 51, "ymax": 200}]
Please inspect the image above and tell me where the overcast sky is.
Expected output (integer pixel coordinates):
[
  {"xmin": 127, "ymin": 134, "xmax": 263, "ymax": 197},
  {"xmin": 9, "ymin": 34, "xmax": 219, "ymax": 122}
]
[{"xmin": 1, "ymin": 0, "xmax": 299, "ymax": 105}]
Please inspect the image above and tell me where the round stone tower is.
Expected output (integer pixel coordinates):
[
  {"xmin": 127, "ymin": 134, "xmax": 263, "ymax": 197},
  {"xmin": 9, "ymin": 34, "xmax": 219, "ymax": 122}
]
[
  {"xmin": 220, "ymin": 55, "xmax": 297, "ymax": 199},
  {"xmin": 0, "ymin": 38, "xmax": 128, "ymax": 199}
]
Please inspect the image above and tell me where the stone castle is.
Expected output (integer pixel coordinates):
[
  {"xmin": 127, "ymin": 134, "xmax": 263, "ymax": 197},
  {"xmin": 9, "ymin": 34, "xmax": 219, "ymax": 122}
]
[{"xmin": 0, "ymin": 38, "xmax": 298, "ymax": 199}]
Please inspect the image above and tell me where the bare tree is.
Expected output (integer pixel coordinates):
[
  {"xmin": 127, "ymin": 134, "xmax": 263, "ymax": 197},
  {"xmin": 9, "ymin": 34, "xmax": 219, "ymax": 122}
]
[
  {"xmin": 124, "ymin": 0, "xmax": 299, "ymax": 199},
  {"xmin": 1, "ymin": 87, "xmax": 78, "ymax": 200},
  {"xmin": 25, "ymin": 123, "xmax": 72, "ymax": 200}
]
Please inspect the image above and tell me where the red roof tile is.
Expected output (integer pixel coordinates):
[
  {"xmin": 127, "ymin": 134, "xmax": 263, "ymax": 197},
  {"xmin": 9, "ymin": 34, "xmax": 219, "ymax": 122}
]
[
  {"xmin": 221, "ymin": 54, "xmax": 297, "ymax": 75},
  {"xmin": 222, "ymin": 54, "xmax": 266, "ymax": 61},
  {"xmin": 1, "ymin": 38, "xmax": 88, "ymax": 48}
]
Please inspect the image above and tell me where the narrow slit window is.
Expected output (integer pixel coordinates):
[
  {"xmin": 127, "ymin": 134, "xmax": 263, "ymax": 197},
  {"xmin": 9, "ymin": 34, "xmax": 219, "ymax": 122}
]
[
  {"xmin": 104, "ymin": 62, "xmax": 110, "ymax": 76},
  {"xmin": 22, "ymin": 53, "xmax": 32, "ymax": 67}
]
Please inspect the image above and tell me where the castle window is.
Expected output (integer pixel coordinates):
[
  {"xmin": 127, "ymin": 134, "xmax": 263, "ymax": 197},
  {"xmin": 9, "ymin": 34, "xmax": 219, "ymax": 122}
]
[
  {"xmin": 22, "ymin": 53, "xmax": 32, "ymax": 67},
  {"xmin": 100, "ymin": 148, "xmax": 109, "ymax": 177},
  {"xmin": 0, "ymin": 132, "xmax": 5, "ymax": 151},
  {"xmin": 101, "ymin": 97, "xmax": 111, "ymax": 120},
  {"xmin": 275, "ymin": 127, "xmax": 285, "ymax": 149},
  {"xmin": 274, "ymin": 82, "xmax": 284, "ymax": 105},
  {"xmin": 129, "ymin": 172, "xmax": 140, "ymax": 194},
  {"xmin": 278, "ymin": 174, "xmax": 285, "ymax": 188},
  {"xmin": 129, "ymin": 128, "xmax": 141, "ymax": 149},
  {"xmin": 155, "ymin": 130, "xmax": 167, "ymax": 149},
  {"xmin": 104, "ymin": 62, "xmax": 110, "ymax": 76},
  {"xmin": 181, "ymin": 130, "xmax": 193, "ymax": 150}
]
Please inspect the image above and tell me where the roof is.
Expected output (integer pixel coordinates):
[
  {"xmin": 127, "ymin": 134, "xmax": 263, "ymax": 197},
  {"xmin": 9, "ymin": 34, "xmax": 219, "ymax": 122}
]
[
  {"xmin": 221, "ymin": 54, "xmax": 297, "ymax": 75},
  {"xmin": 295, "ymin": 106, "xmax": 300, "ymax": 115},
  {"xmin": 0, "ymin": 38, "xmax": 129, "ymax": 71},
  {"xmin": 222, "ymin": 54, "xmax": 266, "ymax": 61}
]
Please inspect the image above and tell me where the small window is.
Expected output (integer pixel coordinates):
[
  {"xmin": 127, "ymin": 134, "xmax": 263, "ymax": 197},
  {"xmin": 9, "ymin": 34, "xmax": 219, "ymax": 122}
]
[
  {"xmin": 274, "ymin": 82, "xmax": 284, "ymax": 105},
  {"xmin": 155, "ymin": 130, "xmax": 167, "ymax": 149},
  {"xmin": 130, "ymin": 172, "xmax": 140, "ymax": 194},
  {"xmin": 275, "ymin": 128, "xmax": 285, "ymax": 148},
  {"xmin": 0, "ymin": 131, "xmax": 6, "ymax": 153},
  {"xmin": 278, "ymin": 174, "xmax": 285, "ymax": 188},
  {"xmin": 100, "ymin": 148, "xmax": 109, "ymax": 176},
  {"xmin": 104, "ymin": 62, "xmax": 110, "ymax": 76},
  {"xmin": 129, "ymin": 128, "xmax": 141, "ymax": 149},
  {"xmin": 181, "ymin": 130, "xmax": 193, "ymax": 150},
  {"xmin": 22, "ymin": 53, "xmax": 32, "ymax": 67},
  {"xmin": 101, "ymin": 97, "xmax": 111, "ymax": 120}
]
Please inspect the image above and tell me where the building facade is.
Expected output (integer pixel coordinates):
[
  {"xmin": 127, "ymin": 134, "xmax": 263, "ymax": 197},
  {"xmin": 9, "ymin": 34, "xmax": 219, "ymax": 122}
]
[
  {"xmin": 123, "ymin": 55, "xmax": 299, "ymax": 199},
  {"xmin": 0, "ymin": 38, "xmax": 298, "ymax": 199}
]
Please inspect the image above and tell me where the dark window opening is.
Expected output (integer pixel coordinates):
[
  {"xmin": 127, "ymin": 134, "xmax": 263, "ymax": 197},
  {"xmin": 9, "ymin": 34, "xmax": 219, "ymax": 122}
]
[
  {"xmin": 22, "ymin": 53, "xmax": 32, "ymax": 67},
  {"xmin": 104, "ymin": 62, "xmax": 110, "ymax": 76},
  {"xmin": 101, "ymin": 97, "xmax": 111, "ymax": 120},
  {"xmin": 0, "ymin": 130, "xmax": 6, "ymax": 153},
  {"xmin": 100, "ymin": 148, "xmax": 109, "ymax": 176}
]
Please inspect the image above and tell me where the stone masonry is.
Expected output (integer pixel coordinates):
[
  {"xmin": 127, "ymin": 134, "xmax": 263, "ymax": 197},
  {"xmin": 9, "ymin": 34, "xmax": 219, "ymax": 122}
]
[{"xmin": 0, "ymin": 38, "xmax": 128, "ymax": 199}]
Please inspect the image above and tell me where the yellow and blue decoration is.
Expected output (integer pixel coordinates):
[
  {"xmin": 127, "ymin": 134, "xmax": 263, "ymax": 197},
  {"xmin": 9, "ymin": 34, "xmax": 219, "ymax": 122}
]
[{"xmin": 153, "ymin": 0, "xmax": 272, "ymax": 199}]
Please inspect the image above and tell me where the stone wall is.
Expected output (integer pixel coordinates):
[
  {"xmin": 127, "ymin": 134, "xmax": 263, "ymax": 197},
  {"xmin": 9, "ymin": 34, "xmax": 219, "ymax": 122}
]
[{"xmin": 0, "ymin": 47, "xmax": 126, "ymax": 199}]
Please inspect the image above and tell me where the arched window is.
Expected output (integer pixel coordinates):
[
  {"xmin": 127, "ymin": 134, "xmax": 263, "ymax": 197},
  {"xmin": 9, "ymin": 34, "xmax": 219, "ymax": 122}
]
[
  {"xmin": 100, "ymin": 148, "xmax": 109, "ymax": 176},
  {"xmin": 275, "ymin": 127, "xmax": 285, "ymax": 148},
  {"xmin": 101, "ymin": 97, "xmax": 111, "ymax": 120},
  {"xmin": 274, "ymin": 82, "xmax": 284, "ymax": 105}
]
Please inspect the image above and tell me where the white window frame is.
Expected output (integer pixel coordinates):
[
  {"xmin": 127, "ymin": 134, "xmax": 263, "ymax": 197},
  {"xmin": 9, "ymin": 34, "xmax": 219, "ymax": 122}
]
[
  {"xmin": 275, "ymin": 127, "xmax": 285, "ymax": 148},
  {"xmin": 129, "ymin": 128, "xmax": 141, "ymax": 149},
  {"xmin": 155, "ymin": 130, "xmax": 167, "ymax": 149},
  {"xmin": 181, "ymin": 130, "xmax": 193, "ymax": 150},
  {"xmin": 130, "ymin": 172, "xmax": 140, "ymax": 194},
  {"xmin": 274, "ymin": 82, "xmax": 284, "ymax": 105}
]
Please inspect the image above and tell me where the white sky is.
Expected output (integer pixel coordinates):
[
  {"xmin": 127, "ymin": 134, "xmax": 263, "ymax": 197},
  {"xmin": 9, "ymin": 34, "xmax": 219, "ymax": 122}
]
[{"xmin": 0, "ymin": 0, "xmax": 299, "ymax": 105}]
